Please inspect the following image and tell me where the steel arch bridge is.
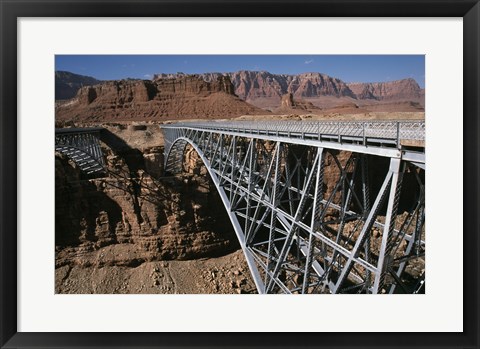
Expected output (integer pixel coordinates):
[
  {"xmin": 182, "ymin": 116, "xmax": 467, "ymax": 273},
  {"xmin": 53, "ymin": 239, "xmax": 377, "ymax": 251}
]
[
  {"xmin": 55, "ymin": 127, "xmax": 106, "ymax": 176},
  {"xmin": 162, "ymin": 120, "xmax": 425, "ymax": 294}
]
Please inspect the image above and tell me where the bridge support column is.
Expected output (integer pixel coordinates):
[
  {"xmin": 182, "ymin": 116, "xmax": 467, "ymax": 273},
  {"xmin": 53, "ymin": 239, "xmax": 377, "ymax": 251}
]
[{"xmin": 373, "ymin": 158, "xmax": 403, "ymax": 293}]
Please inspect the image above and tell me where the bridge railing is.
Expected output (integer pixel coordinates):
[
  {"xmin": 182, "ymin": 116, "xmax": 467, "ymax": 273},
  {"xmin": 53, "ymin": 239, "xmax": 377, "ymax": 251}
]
[{"xmin": 162, "ymin": 120, "xmax": 425, "ymax": 148}]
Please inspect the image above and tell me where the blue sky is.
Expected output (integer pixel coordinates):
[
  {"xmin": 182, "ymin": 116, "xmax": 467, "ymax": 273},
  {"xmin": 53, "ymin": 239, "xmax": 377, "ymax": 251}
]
[{"xmin": 55, "ymin": 55, "xmax": 425, "ymax": 88}]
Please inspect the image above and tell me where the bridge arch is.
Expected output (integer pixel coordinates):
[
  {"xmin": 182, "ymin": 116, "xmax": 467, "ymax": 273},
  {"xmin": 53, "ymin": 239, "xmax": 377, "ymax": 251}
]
[
  {"xmin": 162, "ymin": 121, "xmax": 425, "ymax": 294},
  {"xmin": 165, "ymin": 136, "xmax": 266, "ymax": 292}
]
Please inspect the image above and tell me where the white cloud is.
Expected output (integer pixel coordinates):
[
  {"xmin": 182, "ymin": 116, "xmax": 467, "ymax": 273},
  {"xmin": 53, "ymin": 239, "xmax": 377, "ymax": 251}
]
[
  {"xmin": 144, "ymin": 74, "xmax": 152, "ymax": 78},
  {"xmin": 304, "ymin": 59, "xmax": 314, "ymax": 65}
]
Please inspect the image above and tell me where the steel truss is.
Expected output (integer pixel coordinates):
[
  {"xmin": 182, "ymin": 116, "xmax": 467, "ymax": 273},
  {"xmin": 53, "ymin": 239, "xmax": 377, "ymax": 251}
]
[
  {"xmin": 162, "ymin": 122, "xmax": 425, "ymax": 294},
  {"xmin": 55, "ymin": 128, "xmax": 106, "ymax": 175}
]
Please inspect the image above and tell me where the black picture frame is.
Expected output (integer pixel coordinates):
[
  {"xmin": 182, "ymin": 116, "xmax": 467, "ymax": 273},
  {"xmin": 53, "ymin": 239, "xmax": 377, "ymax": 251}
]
[{"xmin": 1, "ymin": 1, "xmax": 479, "ymax": 348}]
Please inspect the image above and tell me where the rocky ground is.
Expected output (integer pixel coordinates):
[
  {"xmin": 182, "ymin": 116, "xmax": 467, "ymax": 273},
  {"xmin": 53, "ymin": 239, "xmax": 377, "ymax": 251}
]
[{"xmin": 56, "ymin": 249, "xmax": 256, "ymax": 294}]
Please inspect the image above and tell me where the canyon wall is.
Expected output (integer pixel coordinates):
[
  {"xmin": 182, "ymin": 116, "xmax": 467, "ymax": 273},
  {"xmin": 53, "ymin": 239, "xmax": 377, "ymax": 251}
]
[{"xmin": 55, "ymin": 124, "xmax": 239, "ymax": 270}]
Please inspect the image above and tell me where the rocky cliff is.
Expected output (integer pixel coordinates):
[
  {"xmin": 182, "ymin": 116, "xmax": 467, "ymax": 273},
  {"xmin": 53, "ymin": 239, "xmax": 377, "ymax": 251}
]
[
  {"xmin": 273, "ymin": 93, "xmax": 323, "ymax": 115},
  {"xmin": 55, "ymin": 124, "xmax": 240, "ymax": 269},
  {"xmin": 154, "ymin": 71, "xmax": 356, "ymax": 108},
  {"xmin": 153, "ymin": 71, "xmax": 423, "ymax": 109},
  {"xmin": 346, "ymin": 78, "xmax": 424, "ymax": 101},
  {"xmin": 55, "ymin": 75, "xmax": 268, "ymax": 123}
]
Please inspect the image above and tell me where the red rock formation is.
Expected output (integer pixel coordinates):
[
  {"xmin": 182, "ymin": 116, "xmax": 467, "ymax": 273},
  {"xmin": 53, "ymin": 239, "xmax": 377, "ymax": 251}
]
[
  {"xmin": 168, "ymin": 71, "xmax": 356, "ymax": 103},
  {"xmin": 346, "ymin": 78, "xmax": 424, "ymax": 101},
  {"xmin": 274, "ymin": 93, "xmax": 323, "ymax": 115},
  {"xmin": 55, "ymin": 144, "xmax": 240, "ymax": 266},
  {"xmin": 289, "ymin": 72, "xmax": 356, "ymax": 99},
  {"xmin": 153, "ymin": 71, "xmax": 422, "ymax": 109},
  {"xmin": 281, "ymin": 93, "xmax": 295, "ymax": 108},
  {"xmin": 55, "ymin": 71, "xmax": 425, "ymax": 120},
  {"xmin": 55, "ymin": 75, "xmax": 268, "ymax": 123},
  {"xmin": 229, "ymin": 71, "xmax": 289, "ymax": 101}
]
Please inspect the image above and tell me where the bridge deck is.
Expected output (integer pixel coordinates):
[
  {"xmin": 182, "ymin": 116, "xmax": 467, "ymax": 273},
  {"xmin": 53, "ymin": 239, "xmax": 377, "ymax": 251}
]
[
  {"xmin": 163, "ymin": 120, "xmax": 424, "ymax": 143},
  {"xmin": 162, "ymin": 120, "xmax": 425, "ymax": 161}
]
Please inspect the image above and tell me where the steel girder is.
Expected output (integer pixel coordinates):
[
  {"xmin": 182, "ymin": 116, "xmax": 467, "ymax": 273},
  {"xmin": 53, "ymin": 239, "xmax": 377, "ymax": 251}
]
[
  {"xmin": 162, "ymin": 124, "xmax": 426, "ymax": 294},
  {"xmin": 55, "ymin": 128, "xmax": 106, "ymax": 175}
]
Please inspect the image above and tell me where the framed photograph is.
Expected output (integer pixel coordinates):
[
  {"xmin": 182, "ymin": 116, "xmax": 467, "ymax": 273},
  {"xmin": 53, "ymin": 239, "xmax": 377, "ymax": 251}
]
[{"xmin": 1, "ymin": 0, "xmax": 479, "ymax": 348}]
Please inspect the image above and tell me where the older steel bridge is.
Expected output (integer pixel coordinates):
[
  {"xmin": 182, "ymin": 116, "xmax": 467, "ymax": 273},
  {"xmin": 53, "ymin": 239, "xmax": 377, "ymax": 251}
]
[
  {"xmin": 162, "ymin": 120, "xmax": 425, "ymax": 294},
  {"xmin": 55, "ymin": 127, "xmax": 106, "ymax": 176}
]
